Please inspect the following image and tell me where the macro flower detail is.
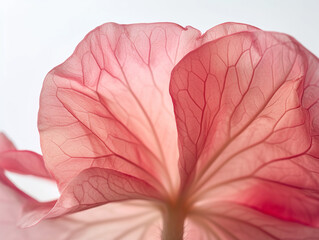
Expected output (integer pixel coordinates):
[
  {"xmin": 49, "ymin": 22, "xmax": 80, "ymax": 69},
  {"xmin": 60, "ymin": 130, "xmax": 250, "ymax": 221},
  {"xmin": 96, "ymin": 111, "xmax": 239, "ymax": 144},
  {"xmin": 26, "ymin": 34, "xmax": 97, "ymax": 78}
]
[{"xmin": 1, "ymin": 22, "xmax": 319, "ymax": 239}]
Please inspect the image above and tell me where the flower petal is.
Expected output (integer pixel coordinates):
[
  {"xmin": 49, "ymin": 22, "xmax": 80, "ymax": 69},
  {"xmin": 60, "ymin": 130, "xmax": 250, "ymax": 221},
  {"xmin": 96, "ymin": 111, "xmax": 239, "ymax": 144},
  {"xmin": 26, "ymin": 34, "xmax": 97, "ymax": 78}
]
[
  {"xmin": 38, "ymin": 22, "xmax": 260, "ymax": 196},
  {"xmin": 186, "ymin": 201, "xmax": 319, "ymax": 239},
  {"xmin": 38, "ymin": 23, "xmax": 207, "ymax": 195},
  {"xmin": 0, "ymin": 169, "xmax": 161, "ymax": 239},
  {"xmin": 0, "ymin": 133, "xmax": 15, "ymax": 151},
  {"xmin": 19, "ymin": 167, "xmax": 160, "ymax": 227},
  {"xmin": 0, "ymin": 133, "xmax": 161, "ymax": 239},
  {"xmin": 170, "ymin": 29, "xmax": 319, "ymax": 227},
  {"xmin": 200, "ymin": 22, "xmax": 260, "ymax": 45},
  {"xmin": 0, "ymin": 133, "xmax": 50, "ymax": 178}
]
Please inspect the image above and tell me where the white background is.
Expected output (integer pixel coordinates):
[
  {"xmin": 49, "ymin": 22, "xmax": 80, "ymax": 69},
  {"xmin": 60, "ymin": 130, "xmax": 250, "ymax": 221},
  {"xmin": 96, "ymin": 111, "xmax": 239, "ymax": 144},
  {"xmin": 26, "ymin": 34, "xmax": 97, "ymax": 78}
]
[{"xmin": 1, "ymin": 0, "xmax": 319, "ymax": 201}]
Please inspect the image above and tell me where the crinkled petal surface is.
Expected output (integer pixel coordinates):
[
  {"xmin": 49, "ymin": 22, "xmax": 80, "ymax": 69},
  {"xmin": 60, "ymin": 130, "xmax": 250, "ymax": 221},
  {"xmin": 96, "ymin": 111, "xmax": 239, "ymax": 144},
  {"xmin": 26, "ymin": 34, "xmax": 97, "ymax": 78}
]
[
  {"xmin": 170, "ymin": 24, "xmax": 319, "ymax": 237},
  {"xmin": 4, "ymin": 22, "xmax": 319, "ymax": 239},
  {"xmin": 38, "ymin": 22, "xmax": 259, "ymax": 198},
  {"xmin": 0, "ymin": 133, "xmax": 161, "ymax": 239},
  {"xmin": 0, "ymin": 171, "xmax": 161, "ymax": 240},
  {"xmin": 38, "ymin": 23, "xmax": 203, "ymax": 195},
  {"xmin": 20, "ymin": 167, "xmax": 160, "ymax": 227}
]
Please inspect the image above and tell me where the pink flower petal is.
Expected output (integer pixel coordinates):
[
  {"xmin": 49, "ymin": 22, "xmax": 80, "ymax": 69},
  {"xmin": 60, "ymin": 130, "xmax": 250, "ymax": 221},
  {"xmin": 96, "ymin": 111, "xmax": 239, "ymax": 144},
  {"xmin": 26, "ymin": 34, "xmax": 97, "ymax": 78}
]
[
  {"xmin": 0, "ymin": 133, "xmax": 16, "ymax": 151},
  {"xmin": 38, "ymin": 22, "xmax": 260, "ymax": 197},
  {"xmin": 0, "ymin": 170, "xmax": 161, "ymax": 240},
  {"xmin": 19, "ymin": 167, "xmax": 160, "ymax": 227},
  {"xmin": 200, "ymin": 22, "xmax": 260, "ymax": 45},
  {"xmin": 170, "ymin": 29, "xmax": 319, "ymax": 228},
  {"xmin": 0, "ymin": 133, "xmax": 159, "ymax": 229},
  {"xmin": 38, "ymin": 23, "xmax": 206, "ymax": 195},
  {"xmin": 0, "ymin": 133, "xmax": 50, "ymax": 178},
  {"xmin": 0, "ymin": 134, "xmax": 161, "ymax": 239},
  {"xmin": 186, "ymin": 201, "xmax": 319, "ymax": 239}
]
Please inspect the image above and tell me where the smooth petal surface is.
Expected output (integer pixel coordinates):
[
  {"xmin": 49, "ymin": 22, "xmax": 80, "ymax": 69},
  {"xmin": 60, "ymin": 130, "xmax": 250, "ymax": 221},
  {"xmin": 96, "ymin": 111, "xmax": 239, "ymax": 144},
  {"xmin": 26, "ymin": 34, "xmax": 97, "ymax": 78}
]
[
  {"xmin": 0, "ymin": 133, "xmax": 50, "ymax": 178},
  {"xmin": 0, "ymin": 133, "xmax": 15, "ymax": 151},
  {"xmin": 170, "ymin": 28, "xmax": 319, "ymax": 230}
]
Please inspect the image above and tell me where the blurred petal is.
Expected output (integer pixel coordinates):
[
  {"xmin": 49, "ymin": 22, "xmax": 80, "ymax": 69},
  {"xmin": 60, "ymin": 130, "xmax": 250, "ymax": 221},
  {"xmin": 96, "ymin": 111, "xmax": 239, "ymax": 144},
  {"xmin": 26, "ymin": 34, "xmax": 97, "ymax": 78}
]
[
  {"xmin": 0, "ymin": 133, "xmax": 50, "ymax": 178},
  {"xmin": 0, "ymin": 133, "xmax": 15, "ymax": 151},
  {"xmin": 170, "ymin": 29, "xmax": 319, "ymax": 227}
]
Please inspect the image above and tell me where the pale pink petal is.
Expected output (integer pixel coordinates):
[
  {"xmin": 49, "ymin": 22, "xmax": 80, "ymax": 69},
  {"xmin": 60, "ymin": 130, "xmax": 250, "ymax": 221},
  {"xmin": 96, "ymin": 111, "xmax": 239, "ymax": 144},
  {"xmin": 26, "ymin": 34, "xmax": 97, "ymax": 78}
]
[
  {"xmin": 0, "ymin": 133, "xmax": 160, "ymax": 239},
  {"xmin": 170, "ymin": 29, "xmax": 319, "ymax": 229},
  {"xmin": 0, "ymin": 133, "xmax": 15, "ymax": 151},
  {"xmin": 0, "ymin": 133, "xmax": 50, "ymax": 178},
  {"xmin": 201, "ymin": 22, "xmax": 260, "ymax": 44},
  {"xmin": 55, "ymin": 200, "xmax": 162, "ymax": 240},
  {"xmin": 38, "ymin": 23, "xmax": 205, "ymax": 195},
  {"xmin": 186, "ymin": 201, "xmax": 319, "ymax": 239},
  {"xmin": 0, "ymin": 170, "xmax": 161, "ymax": 240},
  {"xmin": 38, "ymin": 22, "xmax": 260, "ymax": 197},
  {"xmin": 19, "ymin": 167, "xmax": 160, "ymax": 227}
]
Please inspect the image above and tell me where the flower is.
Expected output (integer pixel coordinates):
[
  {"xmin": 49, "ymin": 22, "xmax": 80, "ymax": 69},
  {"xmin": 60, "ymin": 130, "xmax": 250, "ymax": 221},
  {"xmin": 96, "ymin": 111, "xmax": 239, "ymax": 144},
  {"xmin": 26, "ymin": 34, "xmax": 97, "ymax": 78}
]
[{"xmin": 1, "ymin": 22, "xmax": 319, "ymax": 239}]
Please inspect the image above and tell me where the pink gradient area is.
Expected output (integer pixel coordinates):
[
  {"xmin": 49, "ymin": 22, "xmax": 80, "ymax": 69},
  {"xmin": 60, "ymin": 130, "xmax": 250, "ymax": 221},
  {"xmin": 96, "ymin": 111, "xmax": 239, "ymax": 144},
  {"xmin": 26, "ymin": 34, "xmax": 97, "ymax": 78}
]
[{"xmin": 170, "ymin": 23, "xmax": 319, "ymax": 234}]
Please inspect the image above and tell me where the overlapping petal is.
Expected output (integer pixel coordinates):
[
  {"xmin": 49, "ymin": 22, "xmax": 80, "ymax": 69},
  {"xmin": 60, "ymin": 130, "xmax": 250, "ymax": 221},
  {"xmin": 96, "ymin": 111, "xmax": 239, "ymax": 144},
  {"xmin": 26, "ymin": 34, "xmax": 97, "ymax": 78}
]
[
  {"xmin": 38, "ymin": 23, "xmax": 204, "ymax": 195},
  {"xmin": 0, "ymin": 133, "xmax": 161, "ymax": 239},
  {"xmin": 2, "ymin": 22, "xmax": 319, "ymax": 239},
  {"xmin": 170, "ymin": 26, "xmax": 319, "ymax": 232},
  {"xmin": 38, "ymin": 22, "xmax": 260, "ymax": 198},
  {"xmin": 0, "ymin": 170, "xmax": 161, "ymax": 240},
  {"xmin": 0, "ymin": 133, "xmax": 50, "ymax": 178},
  {"xmin": 20, "ymin": 167, "xmax": 160, "ymax": 227}
]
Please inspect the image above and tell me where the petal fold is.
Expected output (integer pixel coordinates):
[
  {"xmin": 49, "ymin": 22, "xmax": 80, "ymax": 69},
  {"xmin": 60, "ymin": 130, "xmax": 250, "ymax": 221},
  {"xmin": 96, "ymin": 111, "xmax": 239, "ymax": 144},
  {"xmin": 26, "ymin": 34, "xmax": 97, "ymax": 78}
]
[
  {"xmin": 20, "ymin": 167, "xmax": 160, "ymax": 227},
  {"xmin": 0, "ymin": 133, "xmax": 50, "ymax": 178}
]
